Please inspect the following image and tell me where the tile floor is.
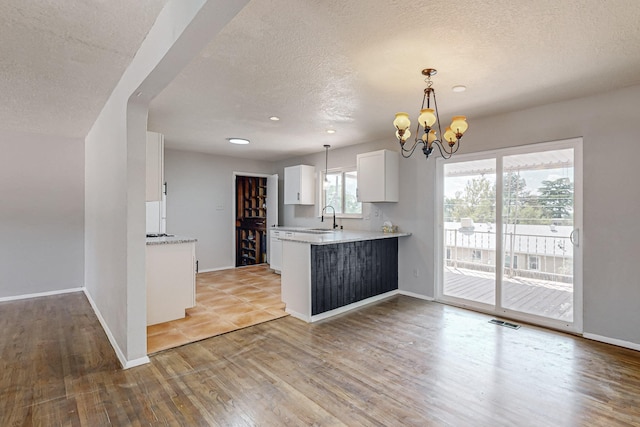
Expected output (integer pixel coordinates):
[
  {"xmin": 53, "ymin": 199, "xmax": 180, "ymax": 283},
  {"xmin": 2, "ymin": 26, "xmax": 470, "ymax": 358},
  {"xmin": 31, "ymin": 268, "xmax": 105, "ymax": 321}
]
[{"xmin": 147, "ymin": 264, "xmax": 287, "ymax": 354}]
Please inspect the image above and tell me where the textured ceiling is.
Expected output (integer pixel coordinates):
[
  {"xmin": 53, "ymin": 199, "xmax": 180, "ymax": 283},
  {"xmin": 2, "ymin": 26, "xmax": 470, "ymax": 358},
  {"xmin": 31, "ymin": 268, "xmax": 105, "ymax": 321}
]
[
  {"xmin": 149, "ymin": 0, "xmax": 640, "ymax": 161},
  {"xmin": 3, "ymin": 1, "xmax": 640, "ymax": 160},
  {"xmin": 0, "ymin": 0, "xmax": 168, "ymax": 138}
]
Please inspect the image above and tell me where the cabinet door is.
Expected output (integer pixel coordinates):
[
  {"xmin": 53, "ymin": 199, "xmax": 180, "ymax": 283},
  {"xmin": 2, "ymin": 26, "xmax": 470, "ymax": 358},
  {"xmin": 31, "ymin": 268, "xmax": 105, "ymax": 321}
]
[
  {"xmin": 269, "ymin": 230, "xmax": 283, "ymax": 273},
  {"xmin": 284, "ymin": 166, "xmax": 301, "ymax": 204},
  {"xmin": 357, "ymin": 152, "xmax": 384, "ymax": 202},
  {"xmin": 146, "ymin": 132, "xmax": 164, "ymax": 202},
  {"xmin": 284, "ymin": 165, "xmax": 315, "ymax": 205},
  {"xmin": 357, "ymin": 150, "xmax": 399, "ymax": 202}
]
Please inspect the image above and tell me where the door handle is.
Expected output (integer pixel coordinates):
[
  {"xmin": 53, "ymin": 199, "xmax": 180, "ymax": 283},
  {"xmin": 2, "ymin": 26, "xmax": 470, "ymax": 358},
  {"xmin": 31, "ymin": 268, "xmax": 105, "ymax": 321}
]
[{"xmin": 570, "ymin": 229, "xmax": 580, "ymax": 247}]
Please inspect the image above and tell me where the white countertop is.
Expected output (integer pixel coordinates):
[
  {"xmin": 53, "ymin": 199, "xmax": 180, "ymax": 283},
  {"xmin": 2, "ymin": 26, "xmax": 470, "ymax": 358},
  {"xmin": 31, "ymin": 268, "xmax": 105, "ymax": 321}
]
[
  {"xmin": 276, "ymin": 229, "xmax": 410, "ymax": 245},
  {"xmin": 271, "ymin": 226, "xmax": 324, "ymax": 232},
  {"xmin": 146, "ymin": 235, "xmax": 197, "ymax": 245}
]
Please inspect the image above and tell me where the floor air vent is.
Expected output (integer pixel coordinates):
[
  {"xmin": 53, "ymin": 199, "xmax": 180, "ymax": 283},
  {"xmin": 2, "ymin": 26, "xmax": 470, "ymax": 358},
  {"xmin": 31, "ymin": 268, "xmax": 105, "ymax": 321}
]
[{"xmin": 489, "ymin": 319, "xmax": 521, "ymax": 329}]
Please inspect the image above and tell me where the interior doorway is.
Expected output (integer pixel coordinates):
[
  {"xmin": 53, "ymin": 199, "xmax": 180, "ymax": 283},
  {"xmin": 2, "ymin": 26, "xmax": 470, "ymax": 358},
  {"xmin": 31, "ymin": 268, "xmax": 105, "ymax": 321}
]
[
  {"xmin": 233, "ymin": 173, "xmax": 278, "ymax": 267},
  {"xmin": 235, "ymin": 175, "xmax": 267, "ymax": 266},
  {"xmin": 437, "ymin": 138, "xmax": 583, "ymax": 333}
]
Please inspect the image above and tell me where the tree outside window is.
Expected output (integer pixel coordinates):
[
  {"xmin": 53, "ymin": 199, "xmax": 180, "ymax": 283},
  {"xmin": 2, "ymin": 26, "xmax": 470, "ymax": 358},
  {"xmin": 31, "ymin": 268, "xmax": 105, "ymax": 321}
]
[{"xmin": 321, "ymin": 168, "xmax": 362, "ymax": 217}]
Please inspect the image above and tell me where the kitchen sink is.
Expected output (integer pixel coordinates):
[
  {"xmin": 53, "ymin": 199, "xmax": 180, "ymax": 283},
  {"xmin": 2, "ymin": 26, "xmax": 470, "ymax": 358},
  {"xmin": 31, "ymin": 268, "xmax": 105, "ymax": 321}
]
[{"xmin": 301, "ymin": 228, "xmax": 336, "ymax": 234}]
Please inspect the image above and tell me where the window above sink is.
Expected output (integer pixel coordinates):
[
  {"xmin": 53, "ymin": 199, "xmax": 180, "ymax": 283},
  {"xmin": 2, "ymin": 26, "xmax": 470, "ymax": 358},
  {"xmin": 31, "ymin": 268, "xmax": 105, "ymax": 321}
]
[{"xmin": 319, "ymin": 166, "xmax": 362, "ymax": 219}]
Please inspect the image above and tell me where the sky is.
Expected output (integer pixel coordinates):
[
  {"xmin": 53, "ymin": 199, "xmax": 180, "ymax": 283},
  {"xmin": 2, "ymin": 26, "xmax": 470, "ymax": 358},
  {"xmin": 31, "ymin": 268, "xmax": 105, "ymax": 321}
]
[{"xmin": 444, "ymin": 167, "xmax": 574, "ymax": 198}]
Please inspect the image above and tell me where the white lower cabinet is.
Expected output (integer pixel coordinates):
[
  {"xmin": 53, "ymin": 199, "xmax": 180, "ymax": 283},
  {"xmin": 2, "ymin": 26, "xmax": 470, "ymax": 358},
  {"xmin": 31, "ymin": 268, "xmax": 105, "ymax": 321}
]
[
  {"xmin": 269, "ymin": 230, "xmax": 283, "ymax": 273},
  {"xmin": 146, "ymin": 241, "xmax": 196, "ymax": 326},
  {"xmin": 269, "ymin": 230, "xmax": 295, "ymax": 273}
]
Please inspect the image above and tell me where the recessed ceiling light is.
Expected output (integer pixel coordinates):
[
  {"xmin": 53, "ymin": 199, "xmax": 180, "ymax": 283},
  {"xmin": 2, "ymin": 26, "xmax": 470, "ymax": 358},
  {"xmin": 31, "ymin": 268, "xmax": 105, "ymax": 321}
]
[
  {"xmin": 269, "ymin": 116, "xmax": 280, "ymax": 121},
  {"xmin": 452, "ymin": 85, "xmax": 467, "ymax": 93},
  {"xmin": 227, "ymin": 138, "xmax": 250, "ymax": 145},
  {"xmin": 326, "ymin": 129, "xmax": 336, "ymax": 134}
]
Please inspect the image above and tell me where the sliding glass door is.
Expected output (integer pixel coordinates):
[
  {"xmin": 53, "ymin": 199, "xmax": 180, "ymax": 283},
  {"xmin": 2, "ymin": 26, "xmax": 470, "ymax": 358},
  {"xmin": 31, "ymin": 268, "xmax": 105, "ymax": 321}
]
[
  {"xmin": 442, "ymin": 158, "xmax": 497, "ymax": 306},
  {"xmin": 438, "ymin": 139, "xmax": 582, "ymax": 332}
]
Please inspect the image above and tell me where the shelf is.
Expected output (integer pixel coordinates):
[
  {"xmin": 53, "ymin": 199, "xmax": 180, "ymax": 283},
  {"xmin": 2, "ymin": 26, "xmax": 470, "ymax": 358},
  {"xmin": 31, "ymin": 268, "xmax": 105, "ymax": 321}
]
[{"xmin": 235, "ymin": 175, "xmax": 269, "ymax": 267}]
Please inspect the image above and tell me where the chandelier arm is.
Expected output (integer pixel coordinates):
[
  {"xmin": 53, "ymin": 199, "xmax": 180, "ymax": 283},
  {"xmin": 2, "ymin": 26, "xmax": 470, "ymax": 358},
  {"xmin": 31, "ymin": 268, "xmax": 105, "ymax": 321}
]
[
  {"xmin": 432, "ymin": 89, "xmax": 445, "ymax": 145},
  {"xmin": 432, "ymin": 140, "xmax": 453, "ymax": 160},
  {"xmin": 416, "ymin": 88, "xmax": 429, "ymax": 139},
  {"xmin": 450, "ymin": 141, "xmax": 461, "ymax": 155},
  {"xmin": 401, "ymin": 139, "xmax": 421, "ymax": 158}
]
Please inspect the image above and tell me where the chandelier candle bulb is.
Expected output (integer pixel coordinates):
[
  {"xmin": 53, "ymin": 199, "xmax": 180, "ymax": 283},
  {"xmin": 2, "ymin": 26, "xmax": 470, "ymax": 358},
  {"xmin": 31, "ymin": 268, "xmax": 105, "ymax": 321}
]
[
  {"xmin": 393, "ymin": 112, "xmax": 411, "ymax": 131},
  {"xmin": 396, "ymin": 129, "xmax": 410, "ymax": 142},
  {"xmin": 418, "ymin": 108, "xmax": 436, "ymax": 128},
  {"xmin": 443, "ymin": 127, "xmax": 457, "ymax": 145},
  {"xmin": 450, "ymin": 116, "xmax": 468, "ymax": 136},
  {"xmin": 426, "ymin": 129, "xmax": 437, "ymax": 145}
]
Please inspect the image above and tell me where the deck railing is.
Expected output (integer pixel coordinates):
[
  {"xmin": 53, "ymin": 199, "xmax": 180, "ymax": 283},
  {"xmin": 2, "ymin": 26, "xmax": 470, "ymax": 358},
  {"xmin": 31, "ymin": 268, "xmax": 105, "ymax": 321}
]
[{"xmin": 444, "ymin": 229, "xmax": 573, "ymax": 283}]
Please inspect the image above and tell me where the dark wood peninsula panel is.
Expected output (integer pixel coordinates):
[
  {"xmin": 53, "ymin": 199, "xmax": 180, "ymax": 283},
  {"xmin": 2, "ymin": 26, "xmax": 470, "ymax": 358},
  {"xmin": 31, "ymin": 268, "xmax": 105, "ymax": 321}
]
[{"xmin": 311, "ymin": 238, "xmax": 398, "ymax": 315}]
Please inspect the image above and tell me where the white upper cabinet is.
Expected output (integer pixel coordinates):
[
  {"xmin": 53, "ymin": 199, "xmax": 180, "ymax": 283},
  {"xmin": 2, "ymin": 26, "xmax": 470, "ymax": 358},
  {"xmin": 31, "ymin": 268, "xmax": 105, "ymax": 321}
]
[
  {"xmin": 284, "ymin": 165, "xmax": 315, "ymax": 205},
  {"xmin": 146, "ymin": 131, "xmax": 164, "ymax": 202},
  {"xmin": 357, "ymin": 149, "xmax": 399, "ymax": 202}
]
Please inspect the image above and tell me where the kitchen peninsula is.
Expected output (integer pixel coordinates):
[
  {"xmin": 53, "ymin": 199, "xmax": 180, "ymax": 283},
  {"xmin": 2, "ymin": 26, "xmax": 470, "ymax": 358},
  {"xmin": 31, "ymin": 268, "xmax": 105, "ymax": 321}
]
[
  {"xmin": 146, "ymin": 235, "xmax": 197, "ymax": 325},
  {"xmin": 279, "ymin": 230, "xmax": 410, "ymax": 322}
]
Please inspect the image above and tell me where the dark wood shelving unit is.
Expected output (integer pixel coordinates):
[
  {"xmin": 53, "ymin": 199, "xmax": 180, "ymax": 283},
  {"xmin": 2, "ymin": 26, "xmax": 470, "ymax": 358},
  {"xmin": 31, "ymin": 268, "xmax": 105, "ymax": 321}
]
[{"xmin": 235, "ymin": 176, "xmax": 268, "ymax": 267}]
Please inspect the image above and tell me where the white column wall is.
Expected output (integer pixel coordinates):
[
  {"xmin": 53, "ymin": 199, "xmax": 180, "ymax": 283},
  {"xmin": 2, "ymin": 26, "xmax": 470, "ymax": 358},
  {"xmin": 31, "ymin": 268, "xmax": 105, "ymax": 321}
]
[{"xmin": 84, "ymin": 0, "xmax": 248, "ymax": 367}]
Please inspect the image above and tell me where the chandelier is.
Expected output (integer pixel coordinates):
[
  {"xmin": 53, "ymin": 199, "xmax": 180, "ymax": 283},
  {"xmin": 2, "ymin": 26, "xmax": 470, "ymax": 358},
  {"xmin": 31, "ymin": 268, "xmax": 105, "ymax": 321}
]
[{"xmin": 393, "ymin": 68, "xmax": 468, "ymax": 159}]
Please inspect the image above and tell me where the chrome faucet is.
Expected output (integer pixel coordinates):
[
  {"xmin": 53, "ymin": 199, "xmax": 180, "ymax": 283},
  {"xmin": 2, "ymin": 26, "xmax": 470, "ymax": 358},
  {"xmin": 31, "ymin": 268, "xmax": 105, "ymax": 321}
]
[{"xmin": 321, "ymin": 205, "xmax": 338, "ymax": 229}]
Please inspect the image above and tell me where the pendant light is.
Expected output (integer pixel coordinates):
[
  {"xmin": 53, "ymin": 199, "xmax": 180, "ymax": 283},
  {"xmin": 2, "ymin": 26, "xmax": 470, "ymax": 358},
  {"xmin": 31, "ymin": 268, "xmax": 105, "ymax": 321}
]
[{"xmin": 323, "ymin": 144, "xmax": 330, "ymax": 188}]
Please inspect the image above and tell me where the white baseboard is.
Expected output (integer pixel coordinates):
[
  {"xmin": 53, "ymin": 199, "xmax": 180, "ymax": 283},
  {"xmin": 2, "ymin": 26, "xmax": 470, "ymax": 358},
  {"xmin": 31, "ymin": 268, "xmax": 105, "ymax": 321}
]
[
  {"xmin": 82, "ymin": 289, "xmax": 150, "ymax": 369},
  {"xmin": 197, "ymin": 265, "xmax": 235, "ymax": 273},
  {"xmin": 583, "ymin": 333, "xmax": 640, "ymax": 352},
  {"xmin": 123, "ymin": 355, "xmax": 151, "ymax": 369},
  {"xmin": 285, "ymin": 308, "xmax": 310, "ymax": 323},
  {"xmin": 398, "ymin": 290, "xmax": 435, "ymax": 301},
  {"xmin": 0, "ymin": 286, "xmax": 84, "ymax": 302}
]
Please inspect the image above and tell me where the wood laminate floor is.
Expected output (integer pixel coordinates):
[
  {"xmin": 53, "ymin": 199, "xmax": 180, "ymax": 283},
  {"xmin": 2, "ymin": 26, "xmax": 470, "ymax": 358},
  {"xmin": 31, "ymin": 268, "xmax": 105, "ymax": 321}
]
[
  {"xmin": 3, "ymin": 292, "xmax": 640, "ymax": 426},
  {"xmin": 147, "ymin": 264, "xmax": 287, "ymax": 354}
]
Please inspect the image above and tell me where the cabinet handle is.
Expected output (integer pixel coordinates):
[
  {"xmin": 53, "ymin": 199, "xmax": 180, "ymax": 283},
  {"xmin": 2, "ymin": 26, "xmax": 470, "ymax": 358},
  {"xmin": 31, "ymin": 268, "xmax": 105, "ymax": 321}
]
[
  {"xmin": 195, "ymin": 260, "xmax": 199, "ymax": 273},
  {"xmin": 297, "ymin": 192, "xmax": 300, "ymax": 201},
  {"xmin": 163, "ymin": 182, "xmax": 167, "ymax": 195}
]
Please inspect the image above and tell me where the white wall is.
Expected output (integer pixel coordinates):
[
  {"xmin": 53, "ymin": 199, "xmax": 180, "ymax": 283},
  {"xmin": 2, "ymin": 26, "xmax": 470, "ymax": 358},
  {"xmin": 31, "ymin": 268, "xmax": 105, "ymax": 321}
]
[
  {"xmin": 274, "ymin": 140, "xmax": 397, "ymax": 230},
  {"xmin": 272, "ymin": 140, "xmax": 430, "ymax": 297},
  {"xmin": 455, "ymin": 85, "xmax": 640, "ymax": 346},
  {"xmin": 84, "ymin": 0, "xmax": 248, "ymax": 368},
  {"xmin": 164, "ymin": 149, "xmax": 273, "ymax": 271},
  {"xmin": 274, "ymin": 84, "xmax": 640, "ymax": 348},
  {"xmin": 0, "ymin": 131, "xmax": 84, "ymax": 298}
]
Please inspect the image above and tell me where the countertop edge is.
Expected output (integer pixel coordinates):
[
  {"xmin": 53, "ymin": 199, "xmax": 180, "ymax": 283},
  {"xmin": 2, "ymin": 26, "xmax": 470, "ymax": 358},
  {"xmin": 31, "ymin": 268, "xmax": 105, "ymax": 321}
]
[
  {"xmin": 146, "ymin": 236, "xmax": 198, "ymax": 246},
  {"xmin": 278, "ymin": 231, "xmax": 411, "ymax": 245}
]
